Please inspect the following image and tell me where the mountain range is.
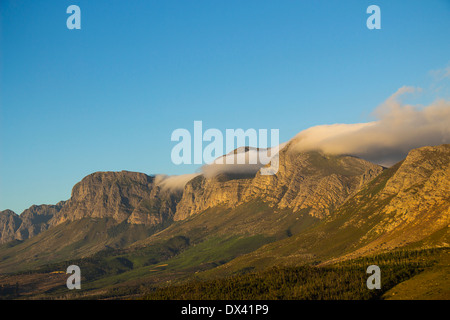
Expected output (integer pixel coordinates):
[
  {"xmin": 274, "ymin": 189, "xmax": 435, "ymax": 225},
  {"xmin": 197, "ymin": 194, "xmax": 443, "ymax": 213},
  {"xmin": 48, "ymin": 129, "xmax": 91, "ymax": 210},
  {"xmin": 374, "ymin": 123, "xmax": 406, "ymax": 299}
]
[{"xmin": 0, "ymin": 142, "xmax": 449, "ymax": 299}]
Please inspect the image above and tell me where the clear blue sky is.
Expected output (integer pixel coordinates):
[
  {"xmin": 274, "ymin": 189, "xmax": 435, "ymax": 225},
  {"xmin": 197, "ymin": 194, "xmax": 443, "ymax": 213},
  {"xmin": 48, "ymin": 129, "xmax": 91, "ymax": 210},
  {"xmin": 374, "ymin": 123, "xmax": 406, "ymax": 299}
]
[{"xmin": 1, "ymin": 0, "xmax": 449, "ymax": 214}]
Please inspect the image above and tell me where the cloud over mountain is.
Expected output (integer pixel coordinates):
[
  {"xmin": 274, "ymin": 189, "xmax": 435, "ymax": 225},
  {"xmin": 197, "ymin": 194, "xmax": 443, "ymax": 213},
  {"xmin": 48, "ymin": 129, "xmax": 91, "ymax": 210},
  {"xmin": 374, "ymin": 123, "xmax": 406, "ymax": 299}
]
[
  {"xmin": 155, "ymin": 174, "xmax": 200, "ymax": 191},
  {"xmin": 201, "ymin": 144, "xmax": 286, "ymax": 178},
  {"xmin": 290, "ymin": 86, "xmax": 450, "ymax": 166}
]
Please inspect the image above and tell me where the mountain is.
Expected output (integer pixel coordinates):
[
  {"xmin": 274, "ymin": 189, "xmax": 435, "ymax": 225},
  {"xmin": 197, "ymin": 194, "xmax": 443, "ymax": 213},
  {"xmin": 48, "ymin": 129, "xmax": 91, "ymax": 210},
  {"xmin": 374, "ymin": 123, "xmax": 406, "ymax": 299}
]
[
  {"xmin": 49, "ymin": 171, "xmax": 181, "ymax": 227},
  {"xmin": 339, "ymin": 144, "xmax": 450, "ymax": 257},
  {"xmin": 0, "ymin": 146, "xmax": 384, "ymax": 272},
  {"xmin": 0, "ymin": 144, "xmax": 448, "ymax": 299},
  {"xmin": 0, "ymin": 171, "xmax": 185, "ymax": 271},
  {"xmin": 15, "ymin": 202, "xmax": 66, "ymax": 241},
  {"xmin": 0, "ymin": 171, "xmax": 182, "ymax": 245},
  {"xmin": 203, "ymin": 144, "xmax": 450, "ymax": 275},
  {"xmin": 175, "ymin": 141, "xmax": 383, "ymax": 220},
  {"xmin": 0, "ymin": 144, "xmax": 383, "ymax": 246},
  {"xmin": 0, "ymin": 210, "xmax": 21, "ymax": 244},
  {"xmin": 0, "ymin": 203, "xmax": 65, "ymax": 244}
]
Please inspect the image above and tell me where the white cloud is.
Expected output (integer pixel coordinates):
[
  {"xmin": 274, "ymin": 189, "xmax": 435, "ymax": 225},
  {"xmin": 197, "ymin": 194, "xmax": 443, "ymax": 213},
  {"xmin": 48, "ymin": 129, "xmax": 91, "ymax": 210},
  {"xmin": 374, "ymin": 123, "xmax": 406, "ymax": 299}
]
[
  {"xmin": 154, "ymin": 173, "xmax": 200, "ymax": 190},
  {"xmin": 290, "ymin": 87, "xmax": 450, "ymax": 166},
  {"xmin": 201, "ymin": 144, "xmax": 286, "ymax": 178}
]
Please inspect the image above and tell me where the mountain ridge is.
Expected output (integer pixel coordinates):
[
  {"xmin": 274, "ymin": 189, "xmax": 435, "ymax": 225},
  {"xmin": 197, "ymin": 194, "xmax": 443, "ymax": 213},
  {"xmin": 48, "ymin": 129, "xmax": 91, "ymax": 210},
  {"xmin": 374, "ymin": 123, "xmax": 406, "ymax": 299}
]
[
  {"xmin": 0, "ymin": 147, "xmax": 384, "ymax": 244},
  {"xmin": 0, "ymin": 144, "xmax": 448, "ymax": 282},
  {"xmin": 0, "ymin": 144, "xmax": 448, "ymax": 299}
]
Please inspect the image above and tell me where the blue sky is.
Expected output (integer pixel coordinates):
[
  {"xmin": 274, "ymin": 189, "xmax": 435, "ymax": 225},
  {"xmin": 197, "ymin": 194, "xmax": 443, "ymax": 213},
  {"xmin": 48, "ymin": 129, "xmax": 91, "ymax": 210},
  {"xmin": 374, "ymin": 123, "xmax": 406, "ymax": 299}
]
[{"xmin": 1, "ymin": 0, "xmax": 449, "ymax": 214}]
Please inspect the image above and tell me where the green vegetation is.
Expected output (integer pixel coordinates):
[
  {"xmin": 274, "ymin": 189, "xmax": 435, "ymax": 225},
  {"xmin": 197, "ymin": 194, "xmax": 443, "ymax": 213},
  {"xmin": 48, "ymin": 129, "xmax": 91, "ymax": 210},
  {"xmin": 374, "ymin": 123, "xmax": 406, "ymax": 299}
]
[
  {"xmin": 382, "ymin": 248, "xmax": 450, "ymax": 300},
  {"xmin": 160, "ymin": 235, "xmax": 272, "ymax": 271},
  {"xmin": 0, "ymin": 218, "xmax": 168, "ymax": 274},
  {"xmin": 141, "ymin": 248, "xmax": 446, "ymax": 300},
  {"xmin": 26, "ymin": 235, "xmax": 191, "ymax": 279},
  {"xmin": 2, "ymin": 232, "xmax": 273, "ymax": 299}
]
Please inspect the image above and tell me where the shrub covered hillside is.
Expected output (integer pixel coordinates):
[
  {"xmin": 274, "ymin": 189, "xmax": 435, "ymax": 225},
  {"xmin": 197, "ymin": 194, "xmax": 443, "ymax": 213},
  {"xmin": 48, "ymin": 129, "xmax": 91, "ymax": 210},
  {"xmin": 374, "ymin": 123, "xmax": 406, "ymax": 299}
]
[{"xmin": 142, "ymin": 248, "xmax": 448, "ymax": 300}]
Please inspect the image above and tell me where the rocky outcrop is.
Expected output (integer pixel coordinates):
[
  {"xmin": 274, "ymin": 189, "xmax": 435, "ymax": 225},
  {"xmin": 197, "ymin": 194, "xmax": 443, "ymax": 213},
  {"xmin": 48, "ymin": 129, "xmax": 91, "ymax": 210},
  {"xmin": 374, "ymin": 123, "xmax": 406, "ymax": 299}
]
[
  {"xmin": 0, "ymin": 171, "xmax": 184, "ymax": 244},
  {"xmin": 49, "ymin": 171, "xmax": 181, "ymax": 227},
  {"xmin": 0, "ymin": 203, "xmax": 66, "ymax": 244},
  {"xmin": 358, "ymin": 144, "xmax": 450, "ymax": 250},
  {"xmin": 15, "ymin": 202, "xmax": 66, "ymax": 240},
  {"xmin": 210, "ymin": 144, "xmax": 450, "ymax": 269},
  {"xmin": 1, "ymin": 143, "xmax": 448, "ymax": 266},
  {"xmin": 174, "ymin": 174, "xmax": 252, "ymax": 220},
  {"xmin": 0, "ymin": 210, "xmax": 21, "ymax": 244},
  {"xmin": 126, "ymin": 186, "xmax": 181, "ymax": 225},
  {"xmin": 175, "ymin": 142, "xmax": 384, "ymax": 220},
  {"xmin": 6, "ymin": 143, "xmax": 448, "ymax": 251}
]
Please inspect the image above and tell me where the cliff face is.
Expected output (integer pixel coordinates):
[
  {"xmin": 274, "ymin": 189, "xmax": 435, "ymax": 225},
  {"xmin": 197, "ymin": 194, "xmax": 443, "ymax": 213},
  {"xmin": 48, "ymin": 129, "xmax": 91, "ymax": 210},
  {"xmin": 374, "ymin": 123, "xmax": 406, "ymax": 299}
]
[
  {"xmin": 49, "ymin": 171, "xmax": 181, "ymax": 227},
  {"xmin": 2, "ymin": 144, "xmax": 447, "ymax": 252},
  {"xmin": 175, "ymin": 143, "xmax": 384, "ymax": 220},
  {"xmin": 353, "ymin": 144, "xmax": 450, "ymax": 253},
  {"xmin": 299, "ymin": 144, "xmax": 450, "ymax": 263},
  {"xmin": 15, "ymin": 202, "xmax": 66, "ymax": 240},
  {"xmin": 0, "ymin": 204, "xmax": 66, "ymax": 244},
  {"xmin": 205, "ymin": 144, "xmax": 450, "ymax": 271},
  {"xmin": 0, "ymin": 210, "xmax": 21, "ymax": 244},
  {"xmin": 0, "ymin": 171, "xmax": 182, "ymax": 244}
]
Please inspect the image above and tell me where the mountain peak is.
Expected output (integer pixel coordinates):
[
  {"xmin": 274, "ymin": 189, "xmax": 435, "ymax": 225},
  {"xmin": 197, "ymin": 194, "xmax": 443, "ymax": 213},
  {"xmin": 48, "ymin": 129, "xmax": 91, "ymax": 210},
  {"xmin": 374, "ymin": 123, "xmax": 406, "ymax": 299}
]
[
  {"xmin": 174, "ymin": 147, "xmax": 384, "ymax": 220},
  {"xmin": 0, "ymin": 209, "xmax": 21, "ymax": 244},
  {"xmin": 50, "ymin": 170, "xmax": 180, "ymax": 227}
]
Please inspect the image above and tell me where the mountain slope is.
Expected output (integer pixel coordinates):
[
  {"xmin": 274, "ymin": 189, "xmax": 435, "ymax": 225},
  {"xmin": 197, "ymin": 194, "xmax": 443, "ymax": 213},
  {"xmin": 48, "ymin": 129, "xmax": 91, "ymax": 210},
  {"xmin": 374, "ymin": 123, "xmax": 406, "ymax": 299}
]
[
  {"xmin": 0, "ymin": 171, "xmax": 184, "ymax": 271},
  {"xmin": 199, "ymin": 145, "xmax": 450, "ymax": 277},
  {"xmin": 175, "ymin": 144, "xmax": 383, "ymax": 220},
  {"xmin": 0, "ymin": 146, "xmax": 382, "ymax": 248},
  {"xmin": 336, "ymin": 144, "xmax": 450, "ymax": 259},
  {"xmin": 0, "ymin": 217, "xmax": 171, "ymax": 273},
  {"xmin": 0, "ymin": 145, "xmax": 448, "ymax": 300},
  {"xmin": 0, "ymin": 149, "xmax": 383, "ymax": 273}
]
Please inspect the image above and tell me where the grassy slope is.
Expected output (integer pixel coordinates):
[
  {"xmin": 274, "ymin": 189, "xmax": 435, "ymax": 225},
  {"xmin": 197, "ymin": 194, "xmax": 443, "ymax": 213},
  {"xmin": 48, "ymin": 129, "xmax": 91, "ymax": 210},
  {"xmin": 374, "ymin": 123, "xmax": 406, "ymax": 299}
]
[
  {"xmin": 0, "ymin": 218, "xmax": 166, "ymax": 273},
  {"xmin": 382, "ymin": 235, "xmax": 450, "ymax": 300},
  {"xmin": 194, "ymin": 164, "xmax": 402, "ymax": 278},
  {"xmin": 133, "ymin": 200, "xmax": 318, "ymax": 247},
  {"xmin": 197, "ymin": 158, "xmax": 446, "ymax": 278},
  {"xmin": 0, "ymin": 200, "xmax": 320, "ymax": 299},
  {"xmin": 78, "ymin": 201, "xmax": 319, "ymax": 295}
]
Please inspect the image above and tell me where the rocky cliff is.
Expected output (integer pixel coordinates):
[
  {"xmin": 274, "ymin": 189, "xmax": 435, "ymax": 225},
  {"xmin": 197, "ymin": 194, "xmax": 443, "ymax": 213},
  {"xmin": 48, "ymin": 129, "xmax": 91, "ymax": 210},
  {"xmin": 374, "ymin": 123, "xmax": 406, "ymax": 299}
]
[
  {"xmin": 203, "ymin": 144, "xmax": 450, "ymax": 272},
  {"xmin": 49, "ymin": 171, "xmax": 181, "ymax": 226},
  {"xmin": 0, "ymin": 210, "xmax": 21, "ymax": 244},
  {"xmin": 0, "ymin": 147, "xmax": 384, "ymax": 244},
  {"xmin": 175, "ymin": 142, "xmax": 383, "ymax": 220},
  {"xmin": 349, "ymin": 144, "xmax": 450, "ymax": 254},
  {"xmin": 0, "ymin": 171, "xmax": 182, "ymax": 244},
  {"xmin": 2, "ymin": 144, "xmax": 448, "ymax": 250},
  {"xmin": 15, "ymin": 202, "xmax": 66, "ymax": 240},
  {"xmin": 0, "ymin": 203, "xmax": 67, "ymax": 244}
]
